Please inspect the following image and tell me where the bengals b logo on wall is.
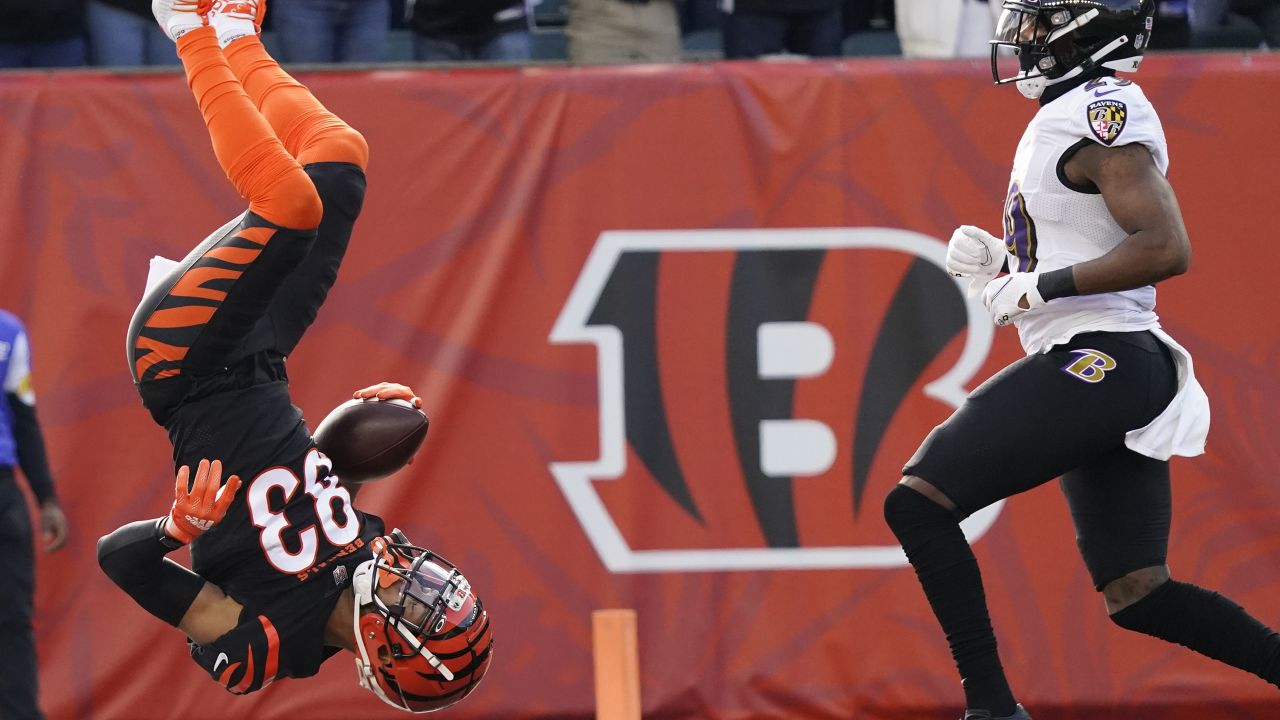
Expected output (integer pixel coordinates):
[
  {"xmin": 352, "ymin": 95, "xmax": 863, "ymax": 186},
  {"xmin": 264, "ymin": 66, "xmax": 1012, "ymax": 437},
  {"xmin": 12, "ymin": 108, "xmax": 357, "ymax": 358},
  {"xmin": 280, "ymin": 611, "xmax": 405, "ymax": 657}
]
[{"xmin": 550, "ymin": 229, "xmax": 1005, "ymax": 573}]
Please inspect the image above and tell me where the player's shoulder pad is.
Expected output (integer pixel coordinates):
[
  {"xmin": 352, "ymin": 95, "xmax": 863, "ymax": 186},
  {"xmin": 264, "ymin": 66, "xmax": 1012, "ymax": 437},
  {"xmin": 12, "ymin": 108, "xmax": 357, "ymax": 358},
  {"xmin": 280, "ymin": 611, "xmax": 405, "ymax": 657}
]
[{"xmin": 1069, "ymin": 76, "xmax": 1159, "ymax": 148}]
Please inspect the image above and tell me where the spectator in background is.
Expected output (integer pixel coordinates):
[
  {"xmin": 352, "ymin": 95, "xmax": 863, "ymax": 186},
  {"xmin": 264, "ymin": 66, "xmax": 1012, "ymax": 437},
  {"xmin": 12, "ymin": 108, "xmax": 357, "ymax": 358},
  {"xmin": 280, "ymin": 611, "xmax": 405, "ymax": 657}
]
[
  {"xmin": 272, "ymin": 0, "xmax": 390, "ymax": 63},
  {"xmin": 0, "ymin": 309, "xmax": 67, "ymax": 720},
  {"xmin": 88, "ymin": 0, "xmax": 179, "ymax": 66},
  {"xmin": 0, "ymin": 0, "xmax": 87, "ymax": 68},
  {"xmin": 408, "ymin": 0, "xmax": 533, "ymax": 61},
  {"xmin": 567, "ymin": 0, "xmax": 682, "ymax": 63},
  {"xmin": 1147, "ymin": 0, "xmax": 1191, "ymax": 48},
  {"xmin": 844, "ymin": 0, "xmax": 893, "ymax": 37},
  {"xmin": 1191, "ymin": 0, "xmax": 1278, "ymax": 46},
  {"xmin": 681, "ymin": 0, "xmax": 722, "ymax": 33},
  {"xmin": 1230, "ymin": 0, "xmax": 1280, "ymax": 44},
  {"xmin": 719, "ymin": 0, "xmax": 843, "ymax": 59},
  {"xmin": 894, "ymin": 0, "xmax": 993, "ymax": 58}
]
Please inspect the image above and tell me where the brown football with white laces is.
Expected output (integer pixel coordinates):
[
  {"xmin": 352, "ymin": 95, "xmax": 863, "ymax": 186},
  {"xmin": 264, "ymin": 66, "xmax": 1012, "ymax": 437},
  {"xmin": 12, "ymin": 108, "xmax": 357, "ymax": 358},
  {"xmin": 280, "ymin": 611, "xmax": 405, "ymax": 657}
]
[{"xmin": 313, "ymin": 398, "xmax": 428, "ymax": 483}]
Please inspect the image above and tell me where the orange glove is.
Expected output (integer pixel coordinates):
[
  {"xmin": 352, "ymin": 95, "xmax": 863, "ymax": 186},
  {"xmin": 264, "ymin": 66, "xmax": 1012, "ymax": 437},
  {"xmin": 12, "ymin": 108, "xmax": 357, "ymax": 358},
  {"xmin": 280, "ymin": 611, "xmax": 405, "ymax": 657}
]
[
  {"xmin": 164, "ymin": 459, "xmax": 242, "ymax": 545},
  {"xmin": 352, "ymin": 381, "xmax": 422, "ymax": 408}
]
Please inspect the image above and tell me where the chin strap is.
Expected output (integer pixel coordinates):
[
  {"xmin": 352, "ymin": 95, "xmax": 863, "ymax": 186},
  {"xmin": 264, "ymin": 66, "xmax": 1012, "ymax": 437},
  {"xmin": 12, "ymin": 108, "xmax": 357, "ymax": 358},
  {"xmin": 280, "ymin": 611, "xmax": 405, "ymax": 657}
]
[
  {"xmin": 1059, "ymin": 35, "xmax": 1131, "ymax": 82},
  {"xmin": 1018, "ymin": 34, "xmax": 1132, "ymax": 98}
]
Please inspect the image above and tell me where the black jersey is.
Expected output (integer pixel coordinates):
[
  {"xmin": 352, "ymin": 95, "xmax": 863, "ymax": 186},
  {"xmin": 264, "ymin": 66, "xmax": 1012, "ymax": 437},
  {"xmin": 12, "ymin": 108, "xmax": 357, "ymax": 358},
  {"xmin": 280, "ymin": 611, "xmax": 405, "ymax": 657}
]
[
  {"xmin": 161, "ymin": 355, "xmax": 384, "ymax": 684},
  {"xmin": 161, "ymin": 354, "xmax": 383, "ymax": 607}
]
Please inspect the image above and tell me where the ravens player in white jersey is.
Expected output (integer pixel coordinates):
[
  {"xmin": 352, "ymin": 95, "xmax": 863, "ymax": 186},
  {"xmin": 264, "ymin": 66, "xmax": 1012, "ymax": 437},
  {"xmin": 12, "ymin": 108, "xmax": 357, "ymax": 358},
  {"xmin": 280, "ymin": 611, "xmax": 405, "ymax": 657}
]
[{"xmin": 883, "ymin": 1, "xmax": 1280, "ymax": 718}]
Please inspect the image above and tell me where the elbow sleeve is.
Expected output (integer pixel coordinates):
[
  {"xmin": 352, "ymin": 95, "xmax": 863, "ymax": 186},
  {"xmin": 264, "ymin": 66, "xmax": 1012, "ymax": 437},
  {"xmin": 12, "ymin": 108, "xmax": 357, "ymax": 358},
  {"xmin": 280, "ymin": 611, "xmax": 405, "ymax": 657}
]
[{"xmin": 98, "ymin": 518, "xmax": 206, "ymax": 627}]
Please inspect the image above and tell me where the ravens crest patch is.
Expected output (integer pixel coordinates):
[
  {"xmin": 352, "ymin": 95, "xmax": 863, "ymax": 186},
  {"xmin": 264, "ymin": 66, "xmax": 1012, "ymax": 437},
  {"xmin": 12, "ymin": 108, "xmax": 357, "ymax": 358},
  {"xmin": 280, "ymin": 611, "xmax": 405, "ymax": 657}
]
[{"xmin": 1087, "ymin": 99, "xmax": 1127, "ymax": 145}]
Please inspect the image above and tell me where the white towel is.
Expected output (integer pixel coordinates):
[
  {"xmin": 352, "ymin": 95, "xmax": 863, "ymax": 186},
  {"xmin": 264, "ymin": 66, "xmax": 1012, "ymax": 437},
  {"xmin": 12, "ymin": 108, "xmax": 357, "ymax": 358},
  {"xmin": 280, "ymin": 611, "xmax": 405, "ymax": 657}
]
[
  {"xmin": 1124, "ymin": 328, "xmax": 1211, "ymax": 460},
  {"xmin": 144, "ymin": 255, "xmax": 181, "ymax": 296}
]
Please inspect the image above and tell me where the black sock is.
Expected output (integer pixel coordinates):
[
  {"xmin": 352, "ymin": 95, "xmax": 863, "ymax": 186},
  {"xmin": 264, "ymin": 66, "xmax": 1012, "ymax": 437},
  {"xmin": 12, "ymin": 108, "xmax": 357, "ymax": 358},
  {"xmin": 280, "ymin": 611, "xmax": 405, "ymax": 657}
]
[
  {"xmin": 1111, "ymin": 579, "xmax": 1280, "ymax": 685},
  {"xmin": 884, "ymin": 485, "xmax": 1017, "ymax": 716}
]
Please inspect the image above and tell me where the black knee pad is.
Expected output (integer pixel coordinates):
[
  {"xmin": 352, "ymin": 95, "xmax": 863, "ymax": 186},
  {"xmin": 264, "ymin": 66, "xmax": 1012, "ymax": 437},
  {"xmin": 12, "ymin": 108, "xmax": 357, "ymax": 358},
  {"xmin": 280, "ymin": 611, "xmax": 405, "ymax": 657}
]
[{"xmin": 884, "ymin": 483, "xmax": 955, "ymax": 539}]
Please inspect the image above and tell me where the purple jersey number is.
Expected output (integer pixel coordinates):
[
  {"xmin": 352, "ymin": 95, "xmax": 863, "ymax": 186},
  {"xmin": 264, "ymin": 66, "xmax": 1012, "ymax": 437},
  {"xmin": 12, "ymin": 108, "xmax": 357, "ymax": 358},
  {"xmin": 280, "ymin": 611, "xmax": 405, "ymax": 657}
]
[{"xmin": 1003, "ymin": 181, "xmax": 1038, "ymax": 272}]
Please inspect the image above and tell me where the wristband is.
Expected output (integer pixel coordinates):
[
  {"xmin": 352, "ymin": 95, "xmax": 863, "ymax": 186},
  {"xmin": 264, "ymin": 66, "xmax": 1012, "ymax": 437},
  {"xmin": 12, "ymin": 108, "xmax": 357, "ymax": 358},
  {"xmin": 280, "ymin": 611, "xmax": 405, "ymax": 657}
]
[
  {"xmin": 155, "ymin": 517, "xmax": 186, "ymax": 551},
  {"xmin": 1037, "ymin": 267, "xmax": 1079, "ymax": 301}
]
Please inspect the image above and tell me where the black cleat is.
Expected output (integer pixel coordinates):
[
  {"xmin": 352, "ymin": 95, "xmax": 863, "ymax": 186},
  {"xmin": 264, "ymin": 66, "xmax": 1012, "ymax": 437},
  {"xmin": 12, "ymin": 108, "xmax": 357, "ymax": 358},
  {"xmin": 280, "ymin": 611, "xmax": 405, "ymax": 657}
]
[{"xmin": 962, "ymin": 705, "xmax": 1033, "ymax": 720}]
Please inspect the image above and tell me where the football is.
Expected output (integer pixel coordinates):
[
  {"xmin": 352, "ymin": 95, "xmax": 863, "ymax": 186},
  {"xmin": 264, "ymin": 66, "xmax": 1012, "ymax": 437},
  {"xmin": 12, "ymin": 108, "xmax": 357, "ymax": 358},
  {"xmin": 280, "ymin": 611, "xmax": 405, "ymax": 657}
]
[{"xmin": 313, "ymin": 398, "xmax": 429, "ymax": 483}]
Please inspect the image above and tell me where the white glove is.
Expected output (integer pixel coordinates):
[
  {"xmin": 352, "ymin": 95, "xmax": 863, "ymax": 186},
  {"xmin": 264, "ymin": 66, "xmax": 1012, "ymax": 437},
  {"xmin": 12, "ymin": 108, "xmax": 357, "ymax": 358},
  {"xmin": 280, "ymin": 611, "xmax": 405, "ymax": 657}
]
[
  {"xmin": 982, "ymin": 272, "xmax": 1045, "ymax": 327},
  {"xmin": 946, "ymin": 225, "xmax": 1006, "ymax": 298}
]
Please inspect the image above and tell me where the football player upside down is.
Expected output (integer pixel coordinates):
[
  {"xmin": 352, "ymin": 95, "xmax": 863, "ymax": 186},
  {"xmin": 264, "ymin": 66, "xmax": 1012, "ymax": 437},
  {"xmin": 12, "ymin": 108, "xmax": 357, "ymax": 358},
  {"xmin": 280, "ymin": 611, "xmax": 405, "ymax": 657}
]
[{"xmin": 95, "ymin": 0, "xmax": 491, "ymax": 712}]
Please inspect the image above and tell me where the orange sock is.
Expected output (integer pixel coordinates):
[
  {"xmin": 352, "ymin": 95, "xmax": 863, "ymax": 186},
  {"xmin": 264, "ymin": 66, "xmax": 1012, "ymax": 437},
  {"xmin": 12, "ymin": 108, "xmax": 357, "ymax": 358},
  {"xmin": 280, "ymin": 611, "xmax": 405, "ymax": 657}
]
[
  {"xmin": 176, "ymin": 29, "xmax": 321, "ymax": 230},
  {"xmin": 223, "ymin": 36, "xmax": 369, "ymax": 170}
]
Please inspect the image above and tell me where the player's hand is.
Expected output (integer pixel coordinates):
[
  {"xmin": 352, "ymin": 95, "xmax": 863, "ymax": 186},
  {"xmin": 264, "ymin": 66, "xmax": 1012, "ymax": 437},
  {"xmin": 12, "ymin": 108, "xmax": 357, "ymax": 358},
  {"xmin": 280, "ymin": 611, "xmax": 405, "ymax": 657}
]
[
  {"xmin": 40, "ymin": 499, "xmax": 68, "ymax": 552},
  {"xmin": 353, "ymin": 383, "xmax": 424, "ymax": 465},
  {"xmin": 353, "ymin": 382, "xmax": 423, "ymax": 409},
  {"xmin": 946, "ymin": 225, "xmax": 1006, "ymax": 298},
  {"xmin": 982, "ymin": 272, "xmax": 1045, "ymax": 327},
  {"xmin": 164, "ymin": 459, "xmax": 241, "ymax": 545}
]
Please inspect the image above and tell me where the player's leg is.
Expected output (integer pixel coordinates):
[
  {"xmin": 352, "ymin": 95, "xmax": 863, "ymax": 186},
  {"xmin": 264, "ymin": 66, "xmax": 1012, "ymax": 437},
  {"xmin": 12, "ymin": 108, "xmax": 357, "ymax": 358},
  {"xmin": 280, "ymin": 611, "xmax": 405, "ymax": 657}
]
[
  {"xmin": 0, "ymin": 476, "xmax": 40, "ymax": 720},
  {"xmin": 885, "ymin": 330, "xmax": 1177, "ymax": 717},
  {"xmin": 1066, "ymin": 449, "xmax": 1280, "ymax": 686},
  {"xmin": 211, "ymin": 2, "xmax": 368, "ymax": 169},
  {"xmin": 129, "ymin": 13, "xmax": 322, "ymax": 418},
  {"xmin": 207, "ymin": 1, "xmax": 369, "ymax": 355},
  {"xmin": 165, "ymin": 16, "xmax": 323, "ymax": 228}
]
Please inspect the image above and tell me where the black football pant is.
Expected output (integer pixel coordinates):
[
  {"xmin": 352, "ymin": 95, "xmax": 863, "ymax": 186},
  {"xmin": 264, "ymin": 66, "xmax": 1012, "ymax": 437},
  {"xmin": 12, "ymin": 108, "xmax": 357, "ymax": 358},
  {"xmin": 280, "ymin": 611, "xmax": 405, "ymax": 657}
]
[
  {"xmin": 905, "ymin": 329, "xmax": 1179, "ymax": 588},
  {"xmin": 127, "ymin": 162, "xmax": 366, "ymax": 425},
  {"xmin": 0, "ymin": 468, "xmax": 42, "ymax": 720}
]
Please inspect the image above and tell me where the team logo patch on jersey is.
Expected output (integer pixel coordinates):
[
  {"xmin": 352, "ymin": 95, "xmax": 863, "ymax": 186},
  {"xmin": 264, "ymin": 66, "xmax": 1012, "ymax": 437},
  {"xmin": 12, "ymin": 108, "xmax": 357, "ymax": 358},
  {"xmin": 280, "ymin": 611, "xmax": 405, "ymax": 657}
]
[
  {"xmin": 1062, "ymin": 348, "xmax": 1116, "ymax": 383},
  {"xmin": 1087, "ymin": 100, "xmax": 1127, "ymax": 145}
]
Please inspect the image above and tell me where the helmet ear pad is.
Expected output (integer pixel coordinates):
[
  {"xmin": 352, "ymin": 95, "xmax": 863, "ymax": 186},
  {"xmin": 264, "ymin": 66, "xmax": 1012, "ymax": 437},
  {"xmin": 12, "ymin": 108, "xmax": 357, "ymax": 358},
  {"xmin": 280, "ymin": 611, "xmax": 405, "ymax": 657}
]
[{"xmin": 358, "ymin": 613, "xmax": 390, "ymax": 666}]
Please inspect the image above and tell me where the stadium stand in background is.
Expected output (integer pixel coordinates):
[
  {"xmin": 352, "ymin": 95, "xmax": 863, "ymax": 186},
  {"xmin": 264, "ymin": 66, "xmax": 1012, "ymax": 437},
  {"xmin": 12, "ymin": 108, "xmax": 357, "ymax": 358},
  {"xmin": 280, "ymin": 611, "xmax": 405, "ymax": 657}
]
[{"xmin": 5, "ymin": 0, "xmax": 1269, "ymax": 70}]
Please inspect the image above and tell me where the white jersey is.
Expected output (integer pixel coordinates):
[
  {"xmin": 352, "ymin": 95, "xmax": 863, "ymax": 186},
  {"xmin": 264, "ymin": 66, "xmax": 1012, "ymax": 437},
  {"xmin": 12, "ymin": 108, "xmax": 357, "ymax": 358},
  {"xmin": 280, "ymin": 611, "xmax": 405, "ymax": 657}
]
[
  {"xmin": 998, "ymin": 76, "xmax": 1209, "ymax": 460},
  {"xmin": 1002, "ymin": 76, "xmax": 1167, "ymax": 355}
]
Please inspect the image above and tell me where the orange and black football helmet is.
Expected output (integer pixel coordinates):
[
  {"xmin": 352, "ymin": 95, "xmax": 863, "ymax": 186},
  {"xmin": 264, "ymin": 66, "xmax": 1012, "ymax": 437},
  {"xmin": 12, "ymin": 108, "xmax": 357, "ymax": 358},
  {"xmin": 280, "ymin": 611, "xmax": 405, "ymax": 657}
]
[{"xmin": 351, "ymin": 530, "xmax": 493, "ymax": 713}]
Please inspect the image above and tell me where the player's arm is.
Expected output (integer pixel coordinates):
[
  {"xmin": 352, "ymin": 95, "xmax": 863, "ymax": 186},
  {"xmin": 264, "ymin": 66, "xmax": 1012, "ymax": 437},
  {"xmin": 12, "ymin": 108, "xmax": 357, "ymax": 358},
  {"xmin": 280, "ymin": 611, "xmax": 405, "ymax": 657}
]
[
  {"xmin": 982, "ymin": 141, "xmax": 1191, "ymax": 325},
  {"xmin": 97, "ymin": 460, "xmax": 244, "ymax": 644},
  {"xmin": 3, "ymin": 328, "xmax": 67, "ymax": 551},
  {"xmin": 1046, "ymin": 142, "xmax": 1191, "ymax": 297}
]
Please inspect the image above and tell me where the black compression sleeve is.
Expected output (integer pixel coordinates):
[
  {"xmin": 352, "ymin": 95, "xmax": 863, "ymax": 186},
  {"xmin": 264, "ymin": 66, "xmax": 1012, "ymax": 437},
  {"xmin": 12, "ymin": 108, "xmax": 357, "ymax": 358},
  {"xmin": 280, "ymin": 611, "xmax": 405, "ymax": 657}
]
[
  {"xmin": 6, "ymin": 393, "xmax": 56, "ymax": 504},
  {"xmin": 97, "ymin": 518, "xmax": 206, "ymax": 627},
  {"xmin": 1111, "ymin": 580, "xmax": 1280, "ymax": 686}
]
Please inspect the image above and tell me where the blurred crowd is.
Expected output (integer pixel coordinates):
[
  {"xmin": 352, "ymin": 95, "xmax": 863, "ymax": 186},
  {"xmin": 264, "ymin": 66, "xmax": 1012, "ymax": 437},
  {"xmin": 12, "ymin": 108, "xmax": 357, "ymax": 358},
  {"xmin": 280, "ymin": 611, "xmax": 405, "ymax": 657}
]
[{"xmin": 0, "ymin": 0, "xmax": 1274, "ymax": 70}]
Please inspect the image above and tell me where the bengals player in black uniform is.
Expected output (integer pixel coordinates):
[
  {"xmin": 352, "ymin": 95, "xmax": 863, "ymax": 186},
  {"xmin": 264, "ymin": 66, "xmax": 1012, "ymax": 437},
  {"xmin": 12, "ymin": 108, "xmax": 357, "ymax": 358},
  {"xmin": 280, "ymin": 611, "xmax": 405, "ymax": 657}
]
[{"xmin": 95, "ymin": 0, "xmax": 491, "ymax": 712}]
